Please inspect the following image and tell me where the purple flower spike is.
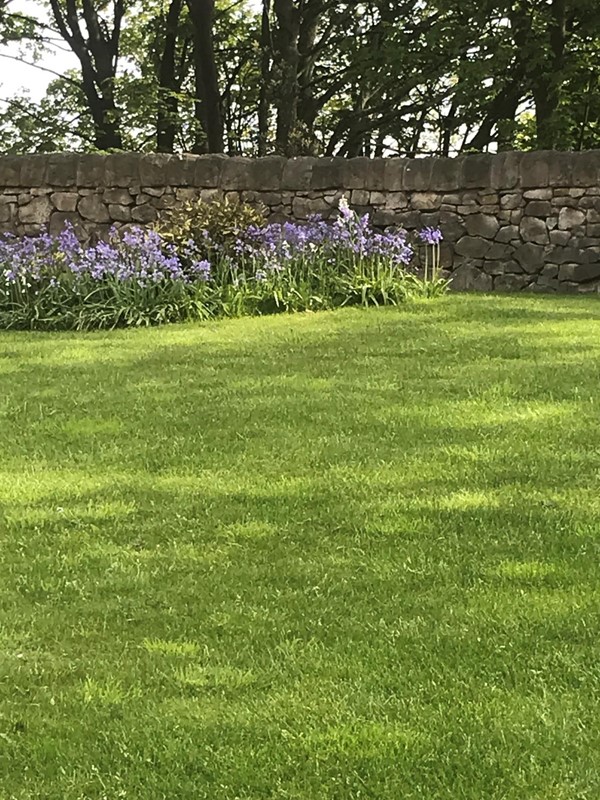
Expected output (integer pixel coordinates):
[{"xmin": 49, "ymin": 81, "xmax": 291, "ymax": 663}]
[{"xmin": 418, "ymin": 227, "xmax": 443, "ymax": 245}]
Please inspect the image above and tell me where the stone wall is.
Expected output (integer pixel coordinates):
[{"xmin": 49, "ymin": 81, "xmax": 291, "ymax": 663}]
[{"xmin": 1, "ymin": 151, "xmax": 600, "ymax": 293}]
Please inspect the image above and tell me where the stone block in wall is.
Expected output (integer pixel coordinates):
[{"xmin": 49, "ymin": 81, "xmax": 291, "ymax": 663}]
[
  {"xmin": 109, "ymin": 204, "xmax": 132, "ymax": 222},
  {"xmin": 141, "ymin": 187, "xmax": 165, "ymax": 197},
  {"xmin": 257, "ymin": 191, "xmax": 287, "ymax": 207},
  {"xmin": 576, "ymin": 281, "xmax": 600, "ymax": 294},
  {"xmin": 19, "ymin": 155, "xmax": 48, "ymax": 187},
  {"xmin": 439, "ymin": 210, "xmax": 466, "ymax": 240},
  {"xmin": 542, "ymin": 264, "xmax": 559, "ymax": 279},
  {"xmin": 490, "ymin": 152, "xmax": 521, "ymax": 190},
  {"xmin": 451, "ymin": 261, "xmax": 493, "ymax": 291},
  {"xmin": 524, "ymin": 200, "xmax": 552, "ymax": 216},
  {"xmin": 47, "ymin": 153, "xmax": 79, "ymax": 186},
  {"xmin": 558, "ymin": 207, "xmax": 585, "ymax": 230},
  {"xmin": 161, "ymin": 154, "xmax": 194, "ymax": 186},
  {"xmin": 393, "ymin": 209, "xmax": 421, "ymax": 228},
  {"xmin": 559, "ymin": 281, "xmax": 580, "ymax": 293},
  {"xmin": 136, "ymin": 154, "xmax": 172, "ymax": 186},
  {"xmin": 78, "ymin": 195, "xmax": 110, "ymax": 223},
  {"xmin": 420, "ymin": 211, "xmax": 441, "ymax": 228},
  {"xmin": 369, "ymin": 190, "xmax": 387, "ymax": 206},
  {"xmin": 0, "ymin": 203, "xmax": 13, "ymax": 223},
  {"xmin": 345, "ymin": 157, "xmax": 385, "ymax": 190},
  {"xmin": 549, "ymin": 230, "xmax": 571, "ymax": 245},
  {"xmin": 311, "ymin": 158, "xmax": 346, "ymax": 190},
  {"xmin": 547, "ymin": 152, "xmax": 573, "ymax": 186},
  {"xmin": 545, "ymin": 245, "xmax": 579, "ymax": 264},
  {"xmin": 520, "ymin": 216, "xmax": 549, "ymax": 245},
  {"xmin": 49, "ymin": 211, "xmax": 86, "ymax": 238},
  {"xmin": 76, "ymin": 154, "xmax": 108, "ymax": 187},
  {"xmin": 403, "ymin": 159, "xmax": 432, "ymax": 191},
  {"xmin": 524, "ymin": 188, "xmax": 552, "ymax": 200},
  {"xmin": 460, "ymin": 154, "xmax": 493, "ymax": 189},
  {"xmin": 455, "ymin": 236, "xmax": 491, "ymax": 258},
  {"xmin": 520, "ymin": 151, "xmax": 550, "ymax": 187},
  {"xmin": 282, "ymin": 158, "xmax": 313, "ymax": 190},
  {"xmin": 0, "ymin": 156, "xmax": 22, "ymax": 186},
  {"xmin": 486, "ymin": 242, "xmax": 514, "ymax": 260},
  {"xmin": 430, "ymin": 158, "xmax": 460, "ymax": 191},
  {"xmin": 385, "ymin": 192, "xmax": 408, "ymax": 210},
  {"xmin": 192, "ymin": 155, "xmax": 224, "ymax": 188},
  {"xmin": 482, "ymin": 260, "xmax": 505, "ymax": 276},
  {"xmin": 324, "ymin": 190, "xmax": 345, "ymax": 207},
  {"xmin": 105, "ymin": 154, "xmax": 141, "ymax": 188},
  {"xmin": 103, "ymin": 188, "xmax": 133, "ymax": 205},
  {"xmin": 465, "ymin": 214, "xmax": 499, "ymax": 239},
  {"xmin": 175, "ymin": 188, "xmax": 197, "ymax": 202},
  {"xmin": 371, "ymin": 209, "xmax": 398, "ymax": 226},
  {"xmin": 503, "ymin": 260, "xmax": 526, "ymax": 274},
  {"xmin": 19, "ymin": 195, "xmax": 53, "ymax": 224},
  {"xmin": 154, "ymin": 194, "xmax": 178, "ymax": 210},
  {"xmin": 572, "ymin": 151, "xmax": 600, "ymax": 187},
  {"xmin": 495, "ymin": 225, "xmax": 519, "ymax": 242},
  {"xmin": 478, "ymin": 194, "xmax": 496, "ymax": 207},
  {"xmin": 499, "ymin": 193, "xmax": 522, "ymax": 210},
  {"xmin": 558, "ymin": 262, "xmax": 600, "ymax": 283},
  {"xmin": 200, "ymin": 188, "xmax": 222, "ymax": 202},
  {"xmin": 383, "ymin": 159, "xmax": 407, "ymax": 191},
  {"xmin": 221, "ymin": 157, "xmax": 252, "ymax": 190},
  {"xmin": 131, "ymin": 204, "xmax": 158, "ymax": 223},
  {"xmin": 249, "ymin": 157, "xmax": 286, "ymax": 191},
  {"xmin": 581, "ymin": 196, "xmax": 600, "ymax": 209},
  {"xmin": 495, "ymin": 273, "xmax": 530, "ymax": 291},
  {"xmin": 51, "ymin": 192, "xmax": 78, "ymax": 212},
  {"xmin": 530, "ymin": 275, "xmax": 559, "ymax": 291},
  {"xmin": 292, "ymin": 196, "xmax": 328, "ymax": 219},
  {"xmin": 411, "ymin": 192, "xmax": 441, "ymax": 210},
  {"xmin": 351, "ymin": 189, "xmax": 369, "ymax": 205},
  {"xmin": 514, "ymin": 242, "xmax": 544, "ymax": 273}
]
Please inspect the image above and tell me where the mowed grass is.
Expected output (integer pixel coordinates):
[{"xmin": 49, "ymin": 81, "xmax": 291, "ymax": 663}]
[{"xmin": 1, "ymin": 295, "xmax": 600, "ymax": 800}]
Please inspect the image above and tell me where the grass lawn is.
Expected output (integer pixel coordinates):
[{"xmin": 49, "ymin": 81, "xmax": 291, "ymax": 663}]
[{"xmin": 1, "ymin": 294, "xmax": 600, "ymax": 799}]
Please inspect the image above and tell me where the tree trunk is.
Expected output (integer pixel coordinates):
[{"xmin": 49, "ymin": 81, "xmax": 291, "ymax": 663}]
[
  {"xmin": 258, "ymin": 0, "xmax": 272, "ymax": 155},
  {"xmin": 49, "ymin": 0, "xmax": 124, "ymax": 151},
  {"xmin": 157, "ymin": 0, "xmax": 184, "ymax": 153},
  {"xmin": 273, "ymin": 0, "xmax": 300, "ymax": 155},
  {"xmin": 186, "ymin": 0, "xmax": 224, "ymax": 153}
]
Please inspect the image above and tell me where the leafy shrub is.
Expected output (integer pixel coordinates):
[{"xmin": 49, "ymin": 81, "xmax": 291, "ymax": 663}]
[
  {"xmin": 156, "ymin": 196, "xmax": 266, "ymax": 261},
  {"xmin": 0, "ymin": 197, "xmax": 447, "ymax": 331}
]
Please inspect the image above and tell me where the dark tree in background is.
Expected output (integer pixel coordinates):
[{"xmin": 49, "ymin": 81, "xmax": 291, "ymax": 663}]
[{"xmin": 0, "ymin": 0, "xmax": 598, "ymax": 155}]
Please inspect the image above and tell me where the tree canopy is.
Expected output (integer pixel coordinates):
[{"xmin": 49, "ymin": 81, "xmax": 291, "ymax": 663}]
[{"xmin": 0, "ymin": 0, "xmax": 598, "ymax": 155}]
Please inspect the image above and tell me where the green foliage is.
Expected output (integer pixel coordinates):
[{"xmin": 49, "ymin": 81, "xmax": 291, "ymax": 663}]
[
  {"xmin": 1, "ymin": 0, "xmax": 599, "ymax": 154},
  {"xmin": 0, "ymin": 275, "xmax": 212, "ymax": 331},
  {"xmin": 156, "ymin": 196, "xmax": 266, "ymax": 258}
]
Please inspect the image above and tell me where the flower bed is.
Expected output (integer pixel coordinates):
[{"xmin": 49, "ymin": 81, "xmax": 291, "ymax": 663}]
[{"xmin": 0, "ymin": 198, "xmax": 445, "ymax": 330}]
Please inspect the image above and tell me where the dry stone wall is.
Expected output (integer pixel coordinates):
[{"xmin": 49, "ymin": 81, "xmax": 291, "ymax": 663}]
[{"xmin": 1, "ymin": 151, "xmax": 600, "ymax": 293}]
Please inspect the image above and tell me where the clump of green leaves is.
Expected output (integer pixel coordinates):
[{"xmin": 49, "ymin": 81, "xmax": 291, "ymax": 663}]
[{"xmin": 156, "ymin": 196, "xmax": 266, "ymax": 260}]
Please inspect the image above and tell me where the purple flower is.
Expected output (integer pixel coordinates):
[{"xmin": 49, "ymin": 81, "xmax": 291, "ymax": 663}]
[
  {"xmin": 418, "ymin": 227, "xmax": 443, "ymax": 245},
  {"xmin": 191, "ymin": 259, "xmax": 211, "ymax": 282}
]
